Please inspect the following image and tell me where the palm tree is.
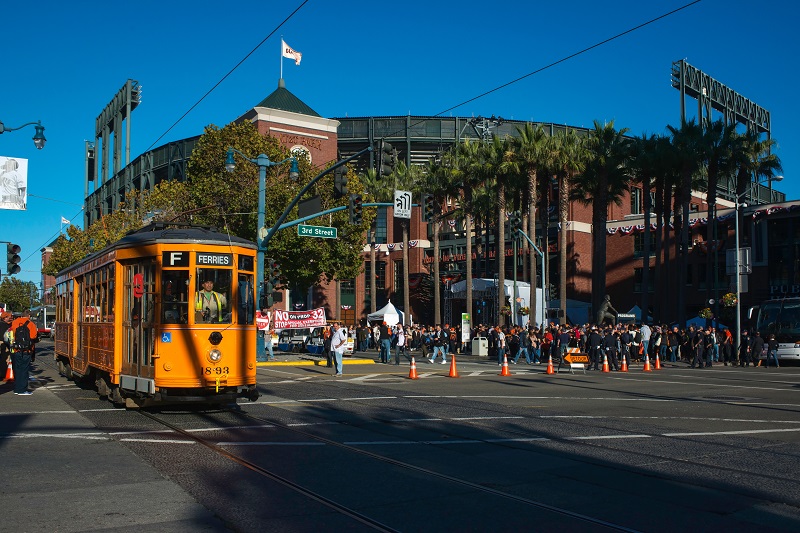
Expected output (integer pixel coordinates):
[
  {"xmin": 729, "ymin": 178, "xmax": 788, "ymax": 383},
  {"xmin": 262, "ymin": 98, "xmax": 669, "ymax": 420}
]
[
  {"xmin": 629, "ymin": 133, "xmax": 662, "ymax": 323},
  {"xmin": 361, "ymin": 168, "xmax": 393, "ymax": 314},
  {"xmin": 393, "ymin": 162, "xmax": 422, "ymax": 325},
  {"xmin": 699, "ymin": 120, "xmax": 737, "ymax": 311},
  {"xmin": 651, "ymin": 136, "xmax": 678, "ymax": 322},
  {"xmin": 731, "ymin": 130, "xmax": 782, "ymax": 200},
  {"xmin": 449, "ymin": 139, "xmax": 485, "ymax": 329},
  {"xmin": 667, "ymin": 120, "xmax": 704, "ymax": 325},
  {"xmin": 507, "ymin": 123, "xmax": 549, "ymax": 326},
  {"xmin": 421, "ymin": 157, "xmax": 453, "ymax": 326},
  {"xmin": 552, "ymin": 129, "xmax": 588, "ymax": 322},
  {"xmin": 572, "ymin": 120, "xmax": 631, "ymax": 319},
  {"xmin": 484, "ymin": 135, "xmax": 516, "ymax": 323}
]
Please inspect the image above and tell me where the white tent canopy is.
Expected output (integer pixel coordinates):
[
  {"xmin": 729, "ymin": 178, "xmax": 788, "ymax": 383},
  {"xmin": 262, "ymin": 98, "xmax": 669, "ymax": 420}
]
[
  {"xmin": 367, "ymin": 300, "xmax": 404, "ymax": 326},
  {"xmin": 449, "ymin": 279, "xmax": 542, "ymax": 327}
]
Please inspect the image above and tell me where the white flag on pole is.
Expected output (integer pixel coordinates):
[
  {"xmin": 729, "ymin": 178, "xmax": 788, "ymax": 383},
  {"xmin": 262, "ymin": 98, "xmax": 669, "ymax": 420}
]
[
  {"xmin": 61, "ymin": 216, "xmax": 70, "ymax": 225},
  {"xmin": 281, "ymin": 39, "xmax": 302, "ymax": 65}
]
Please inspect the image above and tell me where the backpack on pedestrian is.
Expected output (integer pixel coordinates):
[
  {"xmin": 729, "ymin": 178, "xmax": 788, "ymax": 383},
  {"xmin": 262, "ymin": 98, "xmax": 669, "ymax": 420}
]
[{"xmin": 13, "ymin": 320, "xmax": 34, "ymax": 352}]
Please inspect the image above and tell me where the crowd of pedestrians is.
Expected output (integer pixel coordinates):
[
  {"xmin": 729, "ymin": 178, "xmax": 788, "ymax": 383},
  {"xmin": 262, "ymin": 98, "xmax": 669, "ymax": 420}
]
[{"xmin": 335, "ymin": 319, "xmax": 781, "ymax": 371}]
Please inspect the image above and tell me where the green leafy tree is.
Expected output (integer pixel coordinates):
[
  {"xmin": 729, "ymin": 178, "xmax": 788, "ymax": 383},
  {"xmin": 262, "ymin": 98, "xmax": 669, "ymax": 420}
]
[
  {"xmin": 185, "ymin": 121, "xmax": 373, "ymax": 292},
  {"xmin": 44, "ymin": 181, "xmax": 195, "ymax": 276},
  {"xmin": 0, "ymin": 278, "xmax": 40, "ymax": 312}
]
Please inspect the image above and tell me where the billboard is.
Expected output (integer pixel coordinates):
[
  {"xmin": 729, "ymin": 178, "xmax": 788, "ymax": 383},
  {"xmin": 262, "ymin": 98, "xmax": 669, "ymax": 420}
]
[{"xmin": 0, "ymin": 156, "xmax": 29, "ymax": 211}]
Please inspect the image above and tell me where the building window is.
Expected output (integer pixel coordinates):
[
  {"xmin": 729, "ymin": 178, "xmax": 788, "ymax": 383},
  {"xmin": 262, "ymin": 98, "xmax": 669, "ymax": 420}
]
[
  {"xmin": 394, "ymin": 261, "xmax": 404, "ymax": 296},
  {"xmin": 365, "ymin": 261, "xmax": 386, "ymax": 293},
  {"xmin": 633, "ymin": 232, "xmax": 656, "ymax": 258},
  {"xmin": 374, "ymin": 206, "xmax": 387, "ymax": 244},
  {"xmin": 631, "ymin": 187, "xmax": 642, "ymax": 215}
]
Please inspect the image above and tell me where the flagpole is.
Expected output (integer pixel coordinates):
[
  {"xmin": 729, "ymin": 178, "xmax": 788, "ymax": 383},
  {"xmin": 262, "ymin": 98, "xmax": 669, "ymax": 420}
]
[{"xmin": 279, "ymin": 36, "xmax": 283, "ymax": 80}]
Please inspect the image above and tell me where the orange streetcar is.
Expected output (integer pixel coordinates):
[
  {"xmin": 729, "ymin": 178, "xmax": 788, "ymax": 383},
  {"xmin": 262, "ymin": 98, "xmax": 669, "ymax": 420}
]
[{"xmin": 54, "ymin": 223, "xmax": 260, "ymax": 407}]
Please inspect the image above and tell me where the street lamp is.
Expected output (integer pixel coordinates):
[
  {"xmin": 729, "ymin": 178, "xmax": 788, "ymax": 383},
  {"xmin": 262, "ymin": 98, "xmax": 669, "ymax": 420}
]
[
  {"xmin": 225, "ymin": 147, "xmax": 299, "ymax": 308},
  {"xmin": 0, "ymin": 120, "xmax": 46, "ymax": 149},
  {"xmin": 734, "ymin": 174, "xmax": 782, "ymax": 355}
]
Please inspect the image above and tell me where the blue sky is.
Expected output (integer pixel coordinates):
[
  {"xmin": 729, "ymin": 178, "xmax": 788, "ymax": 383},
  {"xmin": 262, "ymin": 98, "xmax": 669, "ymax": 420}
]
[{"xmin": 1, "ymin": 0, "xmax": 797, "ymax": 288}]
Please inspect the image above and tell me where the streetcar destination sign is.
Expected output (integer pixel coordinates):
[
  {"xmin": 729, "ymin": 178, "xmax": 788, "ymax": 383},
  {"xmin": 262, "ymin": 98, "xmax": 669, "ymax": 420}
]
[{"xmin": 297, "ymin": 224, "xmax": 338, "ymax": 239}]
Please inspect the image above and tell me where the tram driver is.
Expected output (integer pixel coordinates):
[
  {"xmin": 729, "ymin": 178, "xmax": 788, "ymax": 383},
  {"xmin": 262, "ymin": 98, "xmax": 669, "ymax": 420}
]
[{"xmin": 195, "ymin": 277, "xmax": 228, "ymax": 323}]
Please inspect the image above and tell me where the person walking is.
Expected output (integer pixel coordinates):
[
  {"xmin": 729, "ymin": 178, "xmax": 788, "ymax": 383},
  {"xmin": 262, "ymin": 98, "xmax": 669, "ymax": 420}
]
[
  {"xmin": 765, "ymin": 333, "xmax": 780, "ymax": 368},
  {"xmin": 602, "ymin": 328, "xmax": 620, "ymax": 371},
  {"xmin": 331, "ymin": 322, "xmax": 348, "ymax": 376},
  {"xmin": 379, "ymin": 322, "xmax": 391, "ymax": 364},
  {"xmin": 748, "ymin": 331, "xmax": 763, "ymax": 367},
  {"xmin": 394, "ymin": 325, "xmax": 410, "ymax": 365}
]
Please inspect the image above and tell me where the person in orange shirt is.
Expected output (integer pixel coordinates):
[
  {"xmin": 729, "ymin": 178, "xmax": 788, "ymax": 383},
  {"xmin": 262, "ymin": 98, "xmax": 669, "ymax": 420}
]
[{"xmin": 9, "ymin": 309, "xmax": 38, "ymax": 395}]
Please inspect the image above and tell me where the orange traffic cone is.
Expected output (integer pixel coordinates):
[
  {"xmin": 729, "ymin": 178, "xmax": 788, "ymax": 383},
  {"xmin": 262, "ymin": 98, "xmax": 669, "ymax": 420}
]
[
  {"xmin": 654, "ymin": 353, "xmax": 662, "ymax": 370},
  {"xmin": 448, "ymin": 355, "xmax": 459, "ymax": 378},
  {"xmin": 620, "ymin": 353, "xmax": 628, "ymax": 372},
  {"xmin": 642, "ymin": 354, "xmax": 652, "ymax": 372},
  {"xmin": 408, "ymin": 356, "xmax": 419, "ymax": 380},
  {"xmin": 4, "ymin": 363, "xmax": 14, "ymax": 382},
  {"xmin": 602, "ymin": 353, "xmax": 610, "ymax": 373},
  {"xmin": 500, "ymin": 353, "xmax": 511, "ymax": 376},
  {"xmin": 546, "ymin": 354, "xmax": 555, "ymax": 375}
]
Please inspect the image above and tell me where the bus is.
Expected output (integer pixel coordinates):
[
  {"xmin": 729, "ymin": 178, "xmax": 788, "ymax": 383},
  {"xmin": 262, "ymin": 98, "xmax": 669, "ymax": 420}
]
[
  {"xmin": 749, "ymin": 297, "xmax": 800, "ymax": 361},
  {"xmin": 31, "ymin": 305, "xmax": 56, "ymax": 338}
]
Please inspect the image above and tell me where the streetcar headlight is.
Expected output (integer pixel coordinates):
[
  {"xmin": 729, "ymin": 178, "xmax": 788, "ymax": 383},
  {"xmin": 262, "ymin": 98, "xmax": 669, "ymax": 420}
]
[{"xmin": 208, "ymin": 349, "xmax": 222, "ymax": 362}]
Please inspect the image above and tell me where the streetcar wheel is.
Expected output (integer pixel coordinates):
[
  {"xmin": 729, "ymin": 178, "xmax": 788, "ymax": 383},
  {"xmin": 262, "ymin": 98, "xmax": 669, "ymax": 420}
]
[
  {"xmin": 96, "ymin": 375, "xmax": 111, "ymax": 398},
  {"xmin": 61, "ymin": 360, "xmax": 74, "ymax": 380}
]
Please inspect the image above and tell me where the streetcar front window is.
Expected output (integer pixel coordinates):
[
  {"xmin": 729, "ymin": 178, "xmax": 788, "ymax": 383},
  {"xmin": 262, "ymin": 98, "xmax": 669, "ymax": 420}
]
[
  {"xmin": 162, "ymin": 270, "xmax": 189, "ymax": 324},
  {"xmin": 195, "ymin": 269, "xmax": 232, "ymax": 324}
]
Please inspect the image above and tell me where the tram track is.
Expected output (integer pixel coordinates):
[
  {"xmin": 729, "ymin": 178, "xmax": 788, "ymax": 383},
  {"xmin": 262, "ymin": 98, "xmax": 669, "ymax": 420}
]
[
  {"xmin": 135, "ymin": 406, "xmax": 639, "ymax": 532},
  {"xmin": 250, "ymin": 377, "xmax": 800, "ymax": 509}
]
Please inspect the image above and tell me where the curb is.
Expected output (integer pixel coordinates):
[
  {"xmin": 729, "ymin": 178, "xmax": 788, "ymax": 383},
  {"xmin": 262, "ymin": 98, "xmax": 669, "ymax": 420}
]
[{"xmin": 257, "ymin": 358, "xmax": 376, "ymax": 367}]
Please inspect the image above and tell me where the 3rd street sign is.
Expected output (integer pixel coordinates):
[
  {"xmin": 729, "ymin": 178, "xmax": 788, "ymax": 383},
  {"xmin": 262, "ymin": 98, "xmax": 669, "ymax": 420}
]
[{"xmin": 297, "ymin": 224, "xmax": 337, "ymax": 239}]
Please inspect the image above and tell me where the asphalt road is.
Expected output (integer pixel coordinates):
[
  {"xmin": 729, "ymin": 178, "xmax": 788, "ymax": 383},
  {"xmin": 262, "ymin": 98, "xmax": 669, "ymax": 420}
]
[{"xmin": 11, "ymin": 342, "xmax": 800, "ymax": 532}]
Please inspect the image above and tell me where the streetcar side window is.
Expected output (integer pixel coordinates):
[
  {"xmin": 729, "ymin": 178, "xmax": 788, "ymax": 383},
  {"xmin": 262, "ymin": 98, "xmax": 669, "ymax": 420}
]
[
  {"xmin": 195, "ymin": 269, "xmax": 232, "ymax": 324},
  {"xmin": 238, "ymin": 273, "xmax": 255, "ymax": 325},
  {"xmin": 162, "ymin": 270, "xmax": 189, "ymax": 324}
]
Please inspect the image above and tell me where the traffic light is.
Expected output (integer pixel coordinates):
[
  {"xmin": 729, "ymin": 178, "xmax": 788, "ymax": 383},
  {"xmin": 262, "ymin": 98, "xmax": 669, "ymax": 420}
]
[
  {"xmin": 6, "ymin": 244, "xmax": 21, "ymax": 276},
  {"xmin": 348, "ymin": 194, "xmax": 363, "ymax": 225},
  {"xmin": 508, "ymin": 211, "xmax": 522, "ymax": 233},
  {"xmin": 333, "ymin": 166, "xmax": 348, "ymax": 198},
  {"xmin": 379, "ymin": 141, "xmax": 397, "ymax": 177},
  {"xmin": 267, "ymin": 258, "xmax": 282, "ymax": 286},
  {"xmin": 422, "ymin": 193, "xmax": 436, "ymax": 222},
  {"xmin": 261, "ymin": 280, "xmax": 275, "ymax": 309}
]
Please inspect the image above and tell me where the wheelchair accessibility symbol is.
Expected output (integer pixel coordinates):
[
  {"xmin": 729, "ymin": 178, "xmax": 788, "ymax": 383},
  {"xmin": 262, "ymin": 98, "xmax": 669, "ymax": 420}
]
[{"xmin": 161, "ymin": 332, "xmax": 172, "ymax": 343}]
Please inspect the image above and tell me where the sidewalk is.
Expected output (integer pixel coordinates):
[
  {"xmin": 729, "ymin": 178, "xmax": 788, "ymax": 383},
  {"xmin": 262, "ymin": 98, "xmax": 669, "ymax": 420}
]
[{"xmin": 0, "ymin": 363, "xmax": 227, "ymax": 532}]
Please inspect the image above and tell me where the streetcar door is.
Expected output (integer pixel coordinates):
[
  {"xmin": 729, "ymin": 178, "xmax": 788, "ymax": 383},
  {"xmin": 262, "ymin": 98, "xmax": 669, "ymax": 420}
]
[{"xmin": 121, "ymin": 262, "xmax": 157, "ymax": 393}]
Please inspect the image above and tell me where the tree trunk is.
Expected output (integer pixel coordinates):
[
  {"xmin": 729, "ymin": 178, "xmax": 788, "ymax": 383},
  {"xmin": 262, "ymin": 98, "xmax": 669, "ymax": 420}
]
[
  {"xmin": 402, "ymin": 220, "xmax": 410, "ymax": 326},
  {"xmin": 465, "ymin": 212, "xmax": 473, "ymax": 331},
  {"xmin": 370, "ymin": 227, "xmax": 377, "ymax": 314},
  {"xmin": 559, "ymin": 172, "xmax": 569, "ymax": 322},
  {"xmin": 678, "ymin": 170, "xmax": 691, "ymax": 327},
  {"xmin": 433, "ymin": 220, "xmax": 441, "ymax": 326},
  {"xmin": 641, "ymin": 176, "xmax": 651, "ymax": 324},
  {"xmin": 528, "ymin": 171, "xmax": 539, "ymax": 328},
  {"xmin": 497, "ymin": 182, "xmax": 506, "ymax": 324}
]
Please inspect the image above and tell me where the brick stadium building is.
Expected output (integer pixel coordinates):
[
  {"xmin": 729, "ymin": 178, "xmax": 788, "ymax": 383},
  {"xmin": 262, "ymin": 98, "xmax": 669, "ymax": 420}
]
[{"xmin": 79, "ymin": 78, "xmax": 788, "ymax": 327}]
